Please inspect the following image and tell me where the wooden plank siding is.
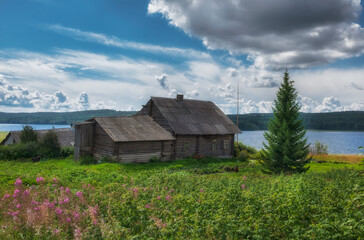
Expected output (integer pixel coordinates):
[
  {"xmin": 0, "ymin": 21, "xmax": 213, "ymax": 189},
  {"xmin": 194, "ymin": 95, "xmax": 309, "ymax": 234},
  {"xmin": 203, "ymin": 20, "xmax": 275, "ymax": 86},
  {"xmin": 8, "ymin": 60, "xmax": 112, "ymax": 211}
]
[
  {"xmin": 116, "ymin": 140, "xmax": 173, "ymax": 163},
  {"xmin": 175, "ymin": 134, "xmax": 234, "ymax": 159},
  {"xmin": 74, "ymin": 122, "xmax": 94, "ymax": 160},
  {"xmin": 93, "ymin": 123, "xmax": 115, "ymax": 157},
  {"xmin": 137, "ymin": 100, "xmax": 174, "ymax": 134}
]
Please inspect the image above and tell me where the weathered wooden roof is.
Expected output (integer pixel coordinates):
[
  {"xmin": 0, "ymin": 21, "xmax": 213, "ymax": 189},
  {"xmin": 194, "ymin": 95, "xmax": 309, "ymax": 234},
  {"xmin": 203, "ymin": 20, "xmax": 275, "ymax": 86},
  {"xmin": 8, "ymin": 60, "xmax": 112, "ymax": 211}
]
[
  {"xmin": 150, "ymin": 97, "xmax": 241, "ymax": 135},
  {"xmin": 92, "ymin": 115, "xmax": 175, "ymax": 142},
  {"xmin": 0, "ymin": 128, "xmax": 75, "ymax": 147}
]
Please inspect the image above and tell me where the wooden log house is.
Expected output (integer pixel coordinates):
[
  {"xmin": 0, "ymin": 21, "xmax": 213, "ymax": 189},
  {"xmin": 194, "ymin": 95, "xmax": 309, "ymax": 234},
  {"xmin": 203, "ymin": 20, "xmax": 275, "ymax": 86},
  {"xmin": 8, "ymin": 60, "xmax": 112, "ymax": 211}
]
[{"xmin": 137, "ymin": 94, "xmax": 241, "ymax": 159}]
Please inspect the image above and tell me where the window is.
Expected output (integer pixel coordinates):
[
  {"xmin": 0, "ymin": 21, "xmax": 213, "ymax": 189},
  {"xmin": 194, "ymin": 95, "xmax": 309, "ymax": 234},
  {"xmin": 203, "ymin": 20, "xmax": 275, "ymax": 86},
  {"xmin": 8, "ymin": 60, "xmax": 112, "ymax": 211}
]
[
  {"xmin": 224, "ymin": 140, "xmax": 229, "ymax": 150},
  {"xmin": 212, "ymin": 140, "xmax": 217, "ymax": 151},
  {"xmin": 184, "ymin": 142, "xmax": 190, "ymax": 152}
]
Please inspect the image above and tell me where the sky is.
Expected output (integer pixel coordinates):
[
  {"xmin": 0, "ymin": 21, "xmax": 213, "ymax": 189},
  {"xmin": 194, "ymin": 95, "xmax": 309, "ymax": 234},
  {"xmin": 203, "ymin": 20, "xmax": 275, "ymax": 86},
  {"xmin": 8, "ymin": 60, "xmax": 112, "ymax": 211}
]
[{"xmin": 0, "ymin": 0, "xmax": 363, "ymax": 114}]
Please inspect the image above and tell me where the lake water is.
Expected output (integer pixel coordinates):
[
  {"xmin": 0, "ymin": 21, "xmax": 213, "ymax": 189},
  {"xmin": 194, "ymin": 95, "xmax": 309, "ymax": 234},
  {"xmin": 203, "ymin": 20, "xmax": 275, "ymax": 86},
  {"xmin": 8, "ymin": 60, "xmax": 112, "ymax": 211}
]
[
  {"xmin": 0, "ymin": 124, "xmax": 70, "ymax": 132},
  {"xmin": 238, "ymin": 131, "xmax": 364, "ymax": 154}
]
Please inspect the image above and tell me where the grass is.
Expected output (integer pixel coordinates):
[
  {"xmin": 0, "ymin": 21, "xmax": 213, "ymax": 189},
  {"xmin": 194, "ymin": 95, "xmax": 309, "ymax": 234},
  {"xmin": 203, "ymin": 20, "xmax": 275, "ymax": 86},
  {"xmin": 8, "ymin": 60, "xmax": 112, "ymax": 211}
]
[
  {"xmin": 0, "ymin": 156, "xmax": 363, "ymax": 239},
  {"xmin": 0, "ymin": 132, "xmax": 8, "ymax": 142},
  {"xmin": 312, "ymin": 154, "xmax": 364, "ymax": 164}
]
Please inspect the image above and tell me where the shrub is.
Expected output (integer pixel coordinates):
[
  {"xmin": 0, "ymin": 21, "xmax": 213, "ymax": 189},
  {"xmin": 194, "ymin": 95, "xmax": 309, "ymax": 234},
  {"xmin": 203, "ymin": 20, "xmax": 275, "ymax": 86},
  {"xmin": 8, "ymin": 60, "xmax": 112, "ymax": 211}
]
[
  {"xmin": 39, "ymin": 129, "xmax": 61, "ymax": 158},
  {"xmin": 0, "ymin": 142, "xmax": 40, "ymax": 160},
  {"xmin": 99, "ymin": 155, "xmax": 119, "ymax": 164},
  {"xmin": 310, "ymin": 141, "xmax": 329, "ymax": 155},
  {"xmin": 79, "ymin": 155, "xmax": 98, "ymax": 165},
  {"xmin": 60, "ymin": 147, "xmax": 74, "ymax": 158},
  {"xmin": 234, "ymin": 142, "xmax": 257, "ymax": 156},
  {"xmin": 19, "ymin": 125, "xmax": 38, "ymax": 143}
]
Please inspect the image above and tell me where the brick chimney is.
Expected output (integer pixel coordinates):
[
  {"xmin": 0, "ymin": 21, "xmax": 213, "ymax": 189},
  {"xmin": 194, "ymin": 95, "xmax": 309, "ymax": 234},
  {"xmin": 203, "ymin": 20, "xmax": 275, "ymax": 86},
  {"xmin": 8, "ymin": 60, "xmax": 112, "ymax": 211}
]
[{"xmin": 176, "ymin": 94, "xmax": 184, "ymax": 103}]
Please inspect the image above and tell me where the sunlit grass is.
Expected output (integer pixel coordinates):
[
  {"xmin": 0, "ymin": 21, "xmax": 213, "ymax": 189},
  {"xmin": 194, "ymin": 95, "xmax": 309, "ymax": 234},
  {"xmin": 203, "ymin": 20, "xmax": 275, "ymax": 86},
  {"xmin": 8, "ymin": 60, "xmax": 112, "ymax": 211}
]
[
  {"xmin": 312, "ymin": 154, "xmax": 364, "ymax": 164},
  {"xmin": 0, "ymin": 131, "xmax": 8, "ymax": 142}
]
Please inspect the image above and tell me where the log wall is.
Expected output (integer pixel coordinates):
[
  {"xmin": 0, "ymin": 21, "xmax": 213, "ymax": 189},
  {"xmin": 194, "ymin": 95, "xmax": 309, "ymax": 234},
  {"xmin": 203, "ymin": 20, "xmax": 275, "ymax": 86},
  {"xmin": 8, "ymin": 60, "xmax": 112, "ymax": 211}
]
[{"xmin": 175, "ymin": 134, "xmax": 234, "ymax": 159}]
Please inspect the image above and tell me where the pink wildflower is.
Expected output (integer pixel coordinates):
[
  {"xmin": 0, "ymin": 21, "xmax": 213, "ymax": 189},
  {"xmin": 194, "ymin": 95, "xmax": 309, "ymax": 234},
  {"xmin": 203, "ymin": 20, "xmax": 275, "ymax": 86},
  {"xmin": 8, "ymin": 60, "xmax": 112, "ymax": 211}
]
[
  {"xmin": 53, "ymin": 178, "xmax": 57, "ymax": 183},
  {"xmin": 145, "ymin": 204, "xmax": 150, "ymax": 209},
  {"xmin": 73, "ymin": 212, "xmax": 80, "ymax": 218},
  {"xmin": 54, "ymin": 229, "xmax": 60, "ymax": 234},
  {"xmin": 165, "ymin": 187, "xmax": 168, "ymax": 190},
  {"xmin": 16, "ymin": 204, "xmax": 21, "ymax": 208},
  {"xmin": 133, "ymin": 188, "xmax": 138, "ymax": 192},
  {"xmin": 23, "ymin": 190, "xmax": 30, "ymax": 195},
  {"xmin": 13, "ymin": 189, "xmax": 20, "ymax": 198},
  {"xmin": 65, "ymin": 187, "xmax": 70, "ymax": 193},
  {"xmin": 60, "ymin": 186, "xmax": 64, "ymax": 191},
  {"xmin": 76, "ymin": 191, "xmax": 83, "ymax": 197},
  {"xmin": 15, "ymin": 178, "xmax": 22, "ymax": 186},
  {"xmin": 241, "ymin": 184, "xmax": 245, "ymax": 189},
  {"xmin": 36, "ymin": 177, "xmax": 44, "ymax": 183},
  {"xmin": 66, "ymin": 217, "xmax": 71, "ymax": 222},
  {"xmin": 93, "ymin": 220, "xmax": 98, "ymax": 225},
  {"xmin": 64, "ymin": 198, "xmax": 69, "ymax": 203},
  {"xmin": 150, "ymin": 187, "xmax": 154, "ymax": 190},
  {"xmin": 157, "ymin": 196, "xmax": 161, "ymax": 200},
  {"xmin": 55, "ymin": 208, "xmax": 63, "ymax": 214},
  {"xmin": 166, "ymin": 195, "xmax": 172, "ymax": 201},
  {"xmin": 171, "ymin": 189, "xmax": 174, "ymax": 192},
  {"xmin": 200, "ymin": 188, "xmax": 204, "ymax": 193},
  {"xmin": 243, "ymin": 176, "xmax": 246, "ymax": 180},
  {"xmin": 11, "ymin": 211, "xmax": 19, "ymax": 216}
]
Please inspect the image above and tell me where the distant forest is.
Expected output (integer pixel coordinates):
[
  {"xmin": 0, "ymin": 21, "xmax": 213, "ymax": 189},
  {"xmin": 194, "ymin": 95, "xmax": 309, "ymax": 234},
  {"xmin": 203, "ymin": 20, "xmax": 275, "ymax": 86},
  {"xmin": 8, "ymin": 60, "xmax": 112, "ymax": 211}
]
[
  {"xmin": 227, "ymin": 111, "xmax": 364, "ymax": 131},
  {"xmin": 0, "ymin": 110, "xmax": 137, "ymax": 125},
  {"xmin": 0, "ymin": 110, "xmax": 363, "ymax": 131}
]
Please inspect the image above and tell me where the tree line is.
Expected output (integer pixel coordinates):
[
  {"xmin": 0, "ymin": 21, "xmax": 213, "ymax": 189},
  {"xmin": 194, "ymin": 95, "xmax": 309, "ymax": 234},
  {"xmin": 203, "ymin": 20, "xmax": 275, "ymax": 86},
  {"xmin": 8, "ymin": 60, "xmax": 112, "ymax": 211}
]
[{"xmin": 228, "ymin": 111, "xmax": 364, "ymax": 131}]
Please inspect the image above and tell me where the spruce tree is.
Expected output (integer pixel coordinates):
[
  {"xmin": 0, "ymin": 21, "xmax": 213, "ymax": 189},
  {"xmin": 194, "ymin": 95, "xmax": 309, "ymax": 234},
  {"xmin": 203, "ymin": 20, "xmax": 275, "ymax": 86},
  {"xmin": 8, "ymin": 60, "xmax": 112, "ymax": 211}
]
[{"xmin": 261, "ymin": 71, "xmax": 311, "ymax": 174}]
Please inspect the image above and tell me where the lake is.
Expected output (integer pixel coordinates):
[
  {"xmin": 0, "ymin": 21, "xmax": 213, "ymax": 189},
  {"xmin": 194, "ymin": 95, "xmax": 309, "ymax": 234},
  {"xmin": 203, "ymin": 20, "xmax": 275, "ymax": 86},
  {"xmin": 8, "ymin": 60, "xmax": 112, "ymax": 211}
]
[
  {"xmin": 0, "ymin": 124, "xmax": 70, "ymax": 132},
  {"xmin": 238, "ymin": 131, "xmax": 364, "ymax": 154}
]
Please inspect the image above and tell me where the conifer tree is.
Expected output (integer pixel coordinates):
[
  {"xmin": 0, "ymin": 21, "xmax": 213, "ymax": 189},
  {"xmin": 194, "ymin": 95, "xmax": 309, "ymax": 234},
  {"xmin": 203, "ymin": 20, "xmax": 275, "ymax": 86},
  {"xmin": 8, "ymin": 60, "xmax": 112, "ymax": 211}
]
[
  {"xmin": 261, "ymin": 71, "xmax": 311, "ymax": 174},
  {"xmin": 20, "ymin": 125, "xmax": 38, "ymax": 143}
]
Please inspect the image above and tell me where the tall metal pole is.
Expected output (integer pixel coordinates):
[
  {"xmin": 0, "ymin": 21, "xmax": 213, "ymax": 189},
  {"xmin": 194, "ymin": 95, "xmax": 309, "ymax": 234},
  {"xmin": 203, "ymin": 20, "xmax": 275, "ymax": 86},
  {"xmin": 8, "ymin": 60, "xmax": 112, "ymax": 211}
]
[{"xmin": 236, "ymin": 82, "xmax": 239, "ymax": 156}]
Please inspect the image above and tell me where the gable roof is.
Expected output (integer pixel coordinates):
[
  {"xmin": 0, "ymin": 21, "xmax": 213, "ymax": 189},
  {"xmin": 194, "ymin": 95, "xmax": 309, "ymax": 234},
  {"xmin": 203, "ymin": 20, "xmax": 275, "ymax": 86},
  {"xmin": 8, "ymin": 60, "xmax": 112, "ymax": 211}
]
[
  {"xmin": 150, "ymin": 97, "xmax": 241, "ymax": 135},
  {"xmin": 0, "ymin": 128, "xmax": 75, "ymax": 147},
  {"xmin": 91, "ymin": 115, "xmax": 175, "ymax": 142}
]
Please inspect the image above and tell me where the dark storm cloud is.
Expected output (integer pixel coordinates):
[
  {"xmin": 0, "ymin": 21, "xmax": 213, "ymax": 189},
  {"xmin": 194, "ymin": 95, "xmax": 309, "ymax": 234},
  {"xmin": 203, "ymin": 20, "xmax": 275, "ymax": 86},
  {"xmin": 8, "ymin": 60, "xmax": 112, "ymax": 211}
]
[{"xmin": 149, "ymin": 0, "xmax": 364, "ymax": 68}]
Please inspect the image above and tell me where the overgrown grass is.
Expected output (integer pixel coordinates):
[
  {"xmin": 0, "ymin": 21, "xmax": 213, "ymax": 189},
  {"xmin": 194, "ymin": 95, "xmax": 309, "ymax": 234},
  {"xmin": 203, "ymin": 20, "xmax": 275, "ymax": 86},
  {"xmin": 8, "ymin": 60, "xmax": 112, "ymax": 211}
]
[
  {"xmin": 0, "ymin": 131, "xmax": 8, "ymax": 142},
  {"xmin": 312, "ymin": 154, "xmax": 364, "ymax": 164},
  {"xmin": 0, "ymin": 157, "xmax": 363, "ymax": 239}
]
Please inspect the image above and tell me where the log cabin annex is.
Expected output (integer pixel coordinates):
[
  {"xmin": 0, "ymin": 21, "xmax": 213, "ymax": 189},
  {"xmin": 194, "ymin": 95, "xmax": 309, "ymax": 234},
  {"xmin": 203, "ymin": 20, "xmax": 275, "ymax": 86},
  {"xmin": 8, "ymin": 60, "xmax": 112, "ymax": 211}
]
[{"xmin": 74, "ymin": 94, "xmax": 241, "ymax": 163}]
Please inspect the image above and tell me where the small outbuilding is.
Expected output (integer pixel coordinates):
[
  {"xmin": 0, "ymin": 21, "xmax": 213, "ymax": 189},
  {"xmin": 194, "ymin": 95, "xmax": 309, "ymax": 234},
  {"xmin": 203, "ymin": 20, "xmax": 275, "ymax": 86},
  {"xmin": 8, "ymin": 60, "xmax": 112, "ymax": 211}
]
[
  {"xmin": 74, "ymin": 115, "xmax": 175, "ymax": 162},
  {"xmin": 0, "ymin": 128, "xmax": 75, "ymax": 147}
]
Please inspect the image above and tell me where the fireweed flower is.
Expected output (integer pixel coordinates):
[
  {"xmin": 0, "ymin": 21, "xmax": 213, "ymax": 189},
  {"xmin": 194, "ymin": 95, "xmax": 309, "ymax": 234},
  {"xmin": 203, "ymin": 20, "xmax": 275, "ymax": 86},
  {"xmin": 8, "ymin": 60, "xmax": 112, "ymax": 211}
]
[
  {"xmin": 166, "ymin": 195, "xmax": 172, "ymax": 201},
  {"xmin": 145, "ymin": 204, "xmax": 150, "ymax": 209},
  {"xmin": 54, "ymin": 229, "xmax": 60, "ymax": 234},
  {"xmin": 73, "ymin": 212, "xmax": 80, "ymax": 218},
  {"xmin": 157, "ymin": 196, "xmax": 161, "ymax": 200},
  {"xmin": 64, "ymin": 198, "xmax": 69, "ymax": 203},
  {"xmin": 243, "ymin": 176, "xmax": 247, "ymax": 180},
  {"xmin": 12, "ymin": 211, "xmax": 19, "ymax": 216},
  {"xmin": 67, "ymin": 217, "xmax": 71, "ymax": 222},
  {"xmin": 15, "ymin": 178, "xmax": 22, "ymax": 186},
  {"xmin": 133, "ymin": 188, "xmax": 138, "ymax": 192},
  {"xmin": 23, "ymin": 190, "xmax": 30, "ymax": 196},
  {"xmin": 65, "ymin": 188, "xmax": 70, "ymax": 193},
  {"xmin": 36, "ymin": 177, "xmax": 44, "ymax": 183},
  {"xmin": 16, "ymin": 204, "xmax": 21, "ymax": 208},
  {"xmin": 60, "ymin": 187, "xmax": 64, "ymax": 191},
  {"xmin": 13, "ymin": 189, "xmax": 20, "ymax": 198},
  {"xmin": 76, "ymin": 191, "xmax": 83, "ymax": 197},
  {"xmin": 241, "ymin": 184, "xmax": 245, "ymax": 189}
]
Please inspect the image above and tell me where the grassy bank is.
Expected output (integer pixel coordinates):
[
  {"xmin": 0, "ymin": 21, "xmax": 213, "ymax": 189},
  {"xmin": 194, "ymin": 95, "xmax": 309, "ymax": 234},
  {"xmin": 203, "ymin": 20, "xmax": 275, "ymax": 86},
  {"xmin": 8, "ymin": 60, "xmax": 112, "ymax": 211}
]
[
  {"xmin": 0, "ymin": 156, "xmax": 363, "ymax": 239},
  {"xmin": 0, "ymin": 131, "xmax": 7, "ymax": 142}
]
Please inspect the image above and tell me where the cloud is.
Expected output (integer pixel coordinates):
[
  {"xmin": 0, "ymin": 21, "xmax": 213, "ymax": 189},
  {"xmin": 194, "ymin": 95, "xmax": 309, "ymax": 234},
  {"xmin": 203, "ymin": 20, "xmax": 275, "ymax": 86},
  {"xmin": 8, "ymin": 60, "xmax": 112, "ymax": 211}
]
[
  {"xmin": 349, "ymin": 82, "xmax": 363, "ymax": 91},
  {"xmin": 155, "ymin": 73, "xmax": 169, "ymax": 89},
  {"xmin": 148, "ymin": 0, "xmax": 364, "ymax": 69},
  {"xmin": 0, "ymin": 76, "xmax": 115, "ymax": 112},
  {"xmin": 47, "ymin": 24, "xmax": 210, "ymax": 60}
]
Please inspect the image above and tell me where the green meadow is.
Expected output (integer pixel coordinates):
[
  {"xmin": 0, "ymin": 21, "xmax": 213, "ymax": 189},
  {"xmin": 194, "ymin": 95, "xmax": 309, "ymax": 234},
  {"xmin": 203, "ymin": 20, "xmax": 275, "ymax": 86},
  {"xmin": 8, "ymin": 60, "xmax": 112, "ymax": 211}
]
[{"xmin": 0, "ymin": 155, "xmax": 363, "ymax": 239}]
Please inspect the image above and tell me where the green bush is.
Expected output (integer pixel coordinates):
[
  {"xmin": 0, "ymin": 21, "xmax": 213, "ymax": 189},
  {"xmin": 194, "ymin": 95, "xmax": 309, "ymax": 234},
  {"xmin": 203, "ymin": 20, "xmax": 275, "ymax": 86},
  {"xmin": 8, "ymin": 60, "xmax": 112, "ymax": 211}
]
[
  {"xmin": 19, "ymin": 125, "xmax": 38, "ymax": 143},
  {"xmin": 99, "ymin": 155, "xmax": 119, "ymax": 164},
  {"xmin": 310, "ymin": 141, "xmax": 329, "ymax": 154},
  {"xmin": 0, "ymin": 142, "xmax": 40, "ymax": 160},
  {"xmin": 39, "ymin": 129, "xmax": 61, "ymax": 158},
  {"xmin": 60, "ymin": 146, "xmax": 74, "ymax": 158},
  {"xmin": 79, "ymin": 155, "xmax": 98, "ymax": 165}
]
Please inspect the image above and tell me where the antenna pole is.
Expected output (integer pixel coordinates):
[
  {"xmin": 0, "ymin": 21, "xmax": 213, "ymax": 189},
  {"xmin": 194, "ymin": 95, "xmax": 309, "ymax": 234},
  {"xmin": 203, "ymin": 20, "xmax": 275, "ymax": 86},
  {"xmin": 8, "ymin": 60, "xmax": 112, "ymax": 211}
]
[{"xmin": 236, "ymin": 82, "xmax": 239, "ymax": 156}]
